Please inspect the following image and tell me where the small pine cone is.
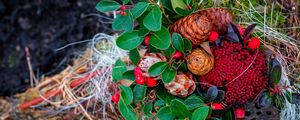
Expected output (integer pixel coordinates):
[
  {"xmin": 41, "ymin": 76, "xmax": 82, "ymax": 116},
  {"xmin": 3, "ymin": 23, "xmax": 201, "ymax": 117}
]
[
  {"xmin": 164, "ymin": 72, "xmax": 196, "ymax": 97},
  {"xmin": 171, "ymin": 14, "xmax": 212, "ymax": 45},
  {"xmin": 186, "ymin": 48, "xmax": 214, "ymax": 75},
  {"xmin": 138, "ymin": 53, "xmax": 166, "ymax": 77},
  {"xmin": 198, "ymin": 8, "xmax": 233, "ymax": 34}
]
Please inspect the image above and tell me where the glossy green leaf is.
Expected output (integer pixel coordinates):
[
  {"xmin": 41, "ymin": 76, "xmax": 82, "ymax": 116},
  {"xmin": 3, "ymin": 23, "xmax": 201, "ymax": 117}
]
[
  {"xmin": 172, "ymin": 33, "xmax": 185, "ymax": 53},
  {"xmin": 175, "ymin": 7, "xmax": 193, "ymax": 16},
  {"xmin": 156, "ymin": 86, "xmax": 174, "ymax": 104},
  {"xmin": 119, "ymin": 85, "xmax": 133, "ymax": 105},
  {"xmin": 184, "ymin": 38, "xmax": 192, "ymax": 51},
  {"xmin": 122, "ymin": 0, "xmax": 130, "ymax": 4},
  {"xmin": 131, "ymin": 2, "xmax": 149, "ymax": 19},
  {"xmin": 129, "ymin": 48, "xmax": 140, "ymax": 66},
  {"xmin": 221, "ymin": 110, "xmax": 233, "ymax": 120},
  {"xmin": 163, "ymin": 45, "xmax": 176, "ymax": 58},
  {"xmin": 157, "ymin": 106, "xmax": 175, "ymax": 120},
  {"xmin": 148, "ymin": 62, "xmax": 168, "ymax": 76},
  {"xmin": 170, "ymin": 99, "xmax": 190, "ymax": 118},
  {"xmin": 162, "ymin": 67, "xmax": 176, "ymax": 83},
  {"xmin": 133, "ymin": 85, "xmax": 147, "ymax": 101},
  {"xmin": 116, "ymin": 31, "xmax": 144, "ymax": 50},
  {"xmin": 184, "ymin": 96, "xmax": 205, "ymax": 110},
  {"xmin": 177, "ymin": 63, "xmax": 188, "ymax": 72},
  {"xmin": 122, "ymin": 70, "xmax": 135, "ymax": 81},
  {"xmin": 143, "ymin": 6, "xmax": 162, "ymax": 31},
  {"xmin": 144, "ymin": 102, "xmax": 153, "ymax": 117},
  {"xmin": 149, "ymin": 27, "xmax": 171, "ymax": 50},
  {"xmin": 112, "ymin": 11, "xmax": 134, "ymax": 32},
  {"xmin": 154, "ymin": 100, "xmax": 166, "ymax": 109},
  {"xmin": 184, "ymin": 0, "xmax": 191, "ymax": 4},
  {"xmin": 118, "ymin": 97, "xmax": 137, "ymax": 120},
  {"xmin": 170, "ymin": 0, "xmax": 187, "ymax": 11},
  {"xmin": 96, "ymin": 0, "xmax": 120, "ymax": 12},
  {"xmin": 112, "ymin": 59, "xmax": 127, "ymax": 82},
  {"xmin": 192, "ymin": 106, "xmax": 210, "ymax": 120},
  {"xmin": 161, "ymin": 0, "xmax": 174, "ymax": 12}
]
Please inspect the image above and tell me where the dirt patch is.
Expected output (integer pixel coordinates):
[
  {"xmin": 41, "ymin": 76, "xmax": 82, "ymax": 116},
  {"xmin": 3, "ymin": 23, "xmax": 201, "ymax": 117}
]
[{"xmin": 0, "ymin": 0, "xmax": 113, "ymax": 96}]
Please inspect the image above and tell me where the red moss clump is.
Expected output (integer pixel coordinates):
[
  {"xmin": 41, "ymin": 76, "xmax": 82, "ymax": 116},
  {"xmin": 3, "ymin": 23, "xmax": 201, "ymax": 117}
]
[{"xmin": 200, "ymin": 41, "xmax": 268, "ymax": 105}]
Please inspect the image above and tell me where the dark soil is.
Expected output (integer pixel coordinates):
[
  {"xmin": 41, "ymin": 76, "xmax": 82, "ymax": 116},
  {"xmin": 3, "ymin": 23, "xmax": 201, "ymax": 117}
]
[{"xmin": 0, "ymin": 0, "xmax": 113, "ymax": 96}]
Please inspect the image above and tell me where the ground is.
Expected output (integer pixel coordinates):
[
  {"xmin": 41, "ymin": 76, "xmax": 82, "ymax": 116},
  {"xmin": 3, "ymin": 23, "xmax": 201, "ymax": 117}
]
[{"xmin": 0, "ymin": 0, "xmax": 113, "ymax": 96}]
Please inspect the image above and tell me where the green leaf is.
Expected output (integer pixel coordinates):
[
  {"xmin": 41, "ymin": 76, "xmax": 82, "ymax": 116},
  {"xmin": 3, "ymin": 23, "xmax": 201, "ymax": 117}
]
[
  {"xmin": 156, "ymin": 86, "xmax": 174, "ymax": 104},
  {"xmin": 221, "ymin": 110, "xmax": 233, "ymax": 120},
  {"xmin": 154, "ymin": 100, "xmax": 166, "ymax": 109},
  {"xmin": 170, "ymin": 99, "xmax": 190, "ymax": 118},
  {"xmin": 161, "ymin": 0, "xmax": 174, "ymax": 12},
  {"xmin": 184, "ymin": 95, "xmax": 205, "ymax": 110},
  {"xmin": 144, "ymin": 102, "xmax": 153, "ymax": 117},
  {"xmin": 122, "ymin": 70, "xmax": 135, "ymax": 81},
  {"xmin": 162, "ymin": 67, "xmax": 176, "ymax": 83},
  {"xmin": 157, "ymin": 106, "xmax": 175, "ymax": 120},
  {"xmin": 143, "ymin": 6, "xmax": 162, "ymax": 31},
  {"xmin": 96, "ymin": 0, "xmax": 120, "ymax": 12},
  {"xmin": 148, "ymin": 62, "xmax": 168, "ymax": 76},
  {"xmin": 129, "ymin": 48, "xmax": 140, "ymax": 66},
  {"xmin": 184, "ymin": 38, "xmax": 192, "ymax": 51},
  {"xmin": 184, "ymin": 0, "xmax": 191, "ymax": 4},
  {"xmin": 112, "ymin": 59, "xmax": 127, "ymax": 82},
  {"xmin": 122, "ymin": 0, "xmax": 130, "ymax": 4},
  {"xmin": 175, "ymin": 7, "xmax": 193, "ymax": 16},
  {"xmin": 131, "ymin": 2, "xmax": 149, "ymax": 19},
  {"xmin": 177, "ymin": 63, "xmax": 188, "ymax": 72},
  {"xmin": 192, "ymin": 106, "xmax": 210, "ymax": 120},
  {"xmin": 118, "ymin": 97, "xmax": 137, "ymax": 120},
  {"xmin": 269, "ymin": 59, "xmax": 282, "ymax": 84},
  {"xmin": 172, "ymin": 32, "xmax": 185, "ymax": 53},
  {"xmin": 119, "ymin": 85, "xmax": 133, "ymax": 105},
  {"xmin": 112, "ymin": 11, "xmax": 134, "ymax": 32},
  {"xmin": 149, "ymin": 27, "xmax": 171, "ymax": 50},
  {"xmin": 133, "ymin": 85, "xmax": 147, "ymax": 101},
  {"xmin": 170, "ymin": 0, "xmax": 186, "ymax": 11},
  {"xmin": 163, "ymin": 45, "xmax": 176, "ymax": 58},
  {"xmin": 116, "ymin": 31, "xmax": 144, "ymax": 50}
]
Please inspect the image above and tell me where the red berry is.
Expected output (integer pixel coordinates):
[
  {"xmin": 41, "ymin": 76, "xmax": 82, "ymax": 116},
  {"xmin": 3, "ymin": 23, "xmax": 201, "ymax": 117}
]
[
  {"xmin": 248, "ymin": 37, "xmax": 260, "ymax": 49},
  {"xmin": 120, "ymin": 5, "xmax": 126, "ymax": 10},
  {"xmin": 235, "ymin": 108, "xmax": 245, "ymax": 119},
  {"xmin": 211, "ymin": 102, "xmax": 223, "ymax": 110},
  {"xmin": 143, "ymin": 36, "xmax": 150, "ymax": 46},
  {"xmin": 209, "ymin": 31, "xmax": 219, "ymax": 42},
  {"xmin": 134, "ymin": 67, "xmax": 143, "ymax": 76},
  {"xmin": 112, "ymin": 91, "xmax": 120, "ymax": 103},
  {"xmin": 238, "ymin": 26, "xmax": 245, "ymax": 35},
  {"xmin": 136, "ymin": 75, "xmax": 146, "ymax": 85},
  {"xmin": 120, "ymin": 11, "xmax": 126, "ymax": 16},
  {"xmin": 172, "ymin": 51, "xmax": 182, "ymax": 59},
  {"xmin": 147, "ymin": 77, "xmax": 158, "ymax": 87}
]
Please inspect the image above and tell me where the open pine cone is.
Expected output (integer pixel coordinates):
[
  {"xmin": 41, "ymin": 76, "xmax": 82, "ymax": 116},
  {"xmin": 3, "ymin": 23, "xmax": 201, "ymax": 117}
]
[
  {"xmin": 164, "ymin": 72, "xmax": 195, "ymax": 97},
  {"xmin": 186, "ymin": 48, "xmax": 214, "ymax": 75},
  {"xmin": 171, "ymin": 8, "xmax": 232, "ymax": 45}
]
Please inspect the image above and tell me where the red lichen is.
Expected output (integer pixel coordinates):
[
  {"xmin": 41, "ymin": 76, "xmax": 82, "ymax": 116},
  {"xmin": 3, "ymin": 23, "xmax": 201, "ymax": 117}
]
[{"xmin": 200, "ymin": 41, "xmax": 268, "ymax": 105}]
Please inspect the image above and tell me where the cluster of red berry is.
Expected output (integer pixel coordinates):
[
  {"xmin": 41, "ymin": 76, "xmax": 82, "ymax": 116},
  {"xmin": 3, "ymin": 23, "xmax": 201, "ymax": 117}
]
[
  {"xmin": 134, "ymin": 67, "xmax": 158, "ymax": 87},
  {"xmin": 211, "ymin": 103, "xmax": 245, "ymax": 119},
  {"xmin": 200, "ymin": 41, "xmax": 268, "ymax": 105},
  {"xmin": 119, "ymin": 5, "xmax": 126, "ymax": 16}
]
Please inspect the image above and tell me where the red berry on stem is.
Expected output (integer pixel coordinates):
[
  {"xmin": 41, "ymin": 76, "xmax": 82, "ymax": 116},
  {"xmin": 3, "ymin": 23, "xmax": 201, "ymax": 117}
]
[
  {"xmin": 209, "ymin": 31, "xmax": 219, "ymax": 42},
  {"xmin": 235, "ymin": 108, "xmax": 245, "ymax": 119},
  {"xmin": 143, "ymin": 35, "xmax": 150, "ymax": 46},
  {"xmin": 120, "ymin": 5, "xmax": 126, "ymax": 10},
  {"xmin": 238, "ymin": 26, "xmax": 245, "ymax": 35},
  {"xmin": 136, "ymin": 75, "xmax": 146, "ymax": 85},
  {"xmin": 120, "ymin": 11, "xmax": 126, "ymax": 16},
  {"xmin": 248, "ymin": 37, "xmax": 260, "ymax": 49},
  {"xmin": 172, "ymin": 51, "xmax": 182, "ymax": 59},
  {"xmin": 211, "ymin": 102, "xmax": 223, "ymax": 110},
  {"xmin": 147, "ymin": 77, "xmax": 158, "ymax": 87},
  {"xmin": 112, "ymin": 91, "xmax": 120, "ymax": 103},
  {"xmin": 134, "ymin": 67, "xmax": 143, "ymax": 76}
]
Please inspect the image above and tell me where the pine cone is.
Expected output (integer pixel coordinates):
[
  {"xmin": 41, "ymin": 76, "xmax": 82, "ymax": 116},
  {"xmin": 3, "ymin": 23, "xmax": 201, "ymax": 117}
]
[
  {"xmin": 171, "ymin": 14, "xmax": 212, "ymax": 45},
  {"xmin": 171, "ymin": 8, "xmax": 232, "ymax": 45},
  {"xmin": 198, "ymin": 8, "xmax": 233, "ymax": 34},
  {"xmin": 164, "ymin": 72, "xmax": 195, "ymax": 97},
  {"xmin": 186, "ymin": 48, "xmax": 214, "ymax": 75}
]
